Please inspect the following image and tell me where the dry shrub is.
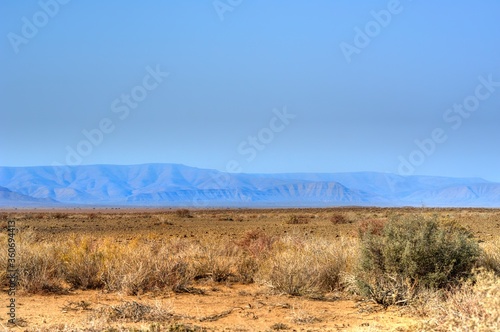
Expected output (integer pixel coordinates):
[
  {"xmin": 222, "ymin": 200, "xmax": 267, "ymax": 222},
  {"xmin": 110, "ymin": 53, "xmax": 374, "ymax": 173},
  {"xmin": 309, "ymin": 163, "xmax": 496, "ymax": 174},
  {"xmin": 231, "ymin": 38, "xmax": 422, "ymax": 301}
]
[
  {"xmin": 10, "ymin": 229, "xmax": 65, "ymax": 294},
  {"xmin": 233, "ymin": 230, "xmax": 274, "ymax": 283},
  {"xmin": 95, "ymin": 301, "xmax": 172, "ymax": 323},
  {"xmin": 290, "ymin": 309, "xmax": 322, "ymax": 324},
  {"xmin": 357, "ymin": 218, "xmax": 386, "ymax": 237},
  {"xmin": 59, "ymin": 235, "xmax": 105, "ymax": 289},
  {"xmin": 418, "ymin": 270, "xmax": 500, "ymax": 331},
  {"xmin": 236, "ymin": 229, "xmax": 275, "ymax": 258},
  {"xmin": 261, "ymin": 236, "xmax": 357, "ymax": 296},
  {"xmin": 330, "ymin": 213, "xmax": 350, "ymax": 225},
  {"xmin": 17, "ymin": 242, "xmax": 65, "ymax": 293},
  {"xmin": 479, "ymin": 237, "xmax": 500, "ymax": 275},
  {"xmin": 52, "ymin": 212, "xmax": 68, "ymax": 219},
  {"xmin": 14, "ymin": 234, "xmax": 199, "ymax": 295},
  {"xmin": 270, "ymin": 323, "xmax": 290, "ymax": 330},
  {"xmin": 357, "ymin": 214, "xmax": 481, "ymax": 305},
  {"xmin": 286, "ymin": 215, "xmax": 309, "ymax": 225},
  {"xmin": 103, "ymin": 238, "xmax": 195, "ymax": 295},
  {"xmin": 175, "ymin": 209, "xmax": 193, "ymax": 218},
  {"xmin": 191, "ymin": 240, "xmax": 243, "ymax": 283},
  {"xmin": 236, "ymin": 256, "xmax": 259, "ymax": 284}
]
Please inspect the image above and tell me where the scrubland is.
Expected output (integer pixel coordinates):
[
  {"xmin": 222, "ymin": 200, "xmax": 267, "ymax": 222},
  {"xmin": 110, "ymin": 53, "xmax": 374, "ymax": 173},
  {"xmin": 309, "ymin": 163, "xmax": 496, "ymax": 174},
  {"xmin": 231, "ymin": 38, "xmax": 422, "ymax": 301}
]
[{"xmin": 0, "ymin": 208, "xmax": 499, "ymax": 331}]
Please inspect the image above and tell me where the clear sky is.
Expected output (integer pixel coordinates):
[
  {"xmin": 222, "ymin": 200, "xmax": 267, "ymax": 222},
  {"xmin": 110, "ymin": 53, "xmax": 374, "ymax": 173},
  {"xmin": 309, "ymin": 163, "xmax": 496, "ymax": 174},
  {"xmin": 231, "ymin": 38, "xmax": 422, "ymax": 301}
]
[{"xmin": 1, "ymin": 0, "xmax": 500, "ymax": 181}]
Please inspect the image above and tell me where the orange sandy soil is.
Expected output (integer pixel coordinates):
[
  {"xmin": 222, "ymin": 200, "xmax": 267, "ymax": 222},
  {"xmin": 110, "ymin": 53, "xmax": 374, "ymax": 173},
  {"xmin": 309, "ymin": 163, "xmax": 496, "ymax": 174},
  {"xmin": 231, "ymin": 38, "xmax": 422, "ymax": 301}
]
[{"xmin": 2, "ymin": 285, "xmax": 417, "ymax": 331}]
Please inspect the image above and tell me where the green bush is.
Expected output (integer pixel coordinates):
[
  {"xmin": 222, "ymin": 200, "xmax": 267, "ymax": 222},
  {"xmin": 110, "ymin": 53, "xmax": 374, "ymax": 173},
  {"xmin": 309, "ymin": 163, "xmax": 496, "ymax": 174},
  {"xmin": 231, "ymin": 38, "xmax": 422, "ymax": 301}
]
[{"xmin": 357, "ymin": 214, "xmax": 480, "ymax": 304}]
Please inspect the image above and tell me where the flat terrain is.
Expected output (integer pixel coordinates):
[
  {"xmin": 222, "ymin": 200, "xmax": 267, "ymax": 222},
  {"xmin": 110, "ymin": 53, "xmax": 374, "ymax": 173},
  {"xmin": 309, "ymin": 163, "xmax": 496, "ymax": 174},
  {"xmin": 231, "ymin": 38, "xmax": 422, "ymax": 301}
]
[
  {"xmin": 1, "ymin": 207, "xmax": 499, "ymax": 331},
  {"xmin": 5, "ymin": 207, "xmax": 500, "ymax": 241}
]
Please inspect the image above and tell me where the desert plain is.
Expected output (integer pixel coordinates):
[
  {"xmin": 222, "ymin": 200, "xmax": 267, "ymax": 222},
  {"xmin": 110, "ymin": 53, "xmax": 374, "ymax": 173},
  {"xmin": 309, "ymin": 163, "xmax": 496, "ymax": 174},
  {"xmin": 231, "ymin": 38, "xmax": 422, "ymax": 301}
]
[{"xmin": 1, "ymin": 207, "xmax": 499, "ymax": 331}]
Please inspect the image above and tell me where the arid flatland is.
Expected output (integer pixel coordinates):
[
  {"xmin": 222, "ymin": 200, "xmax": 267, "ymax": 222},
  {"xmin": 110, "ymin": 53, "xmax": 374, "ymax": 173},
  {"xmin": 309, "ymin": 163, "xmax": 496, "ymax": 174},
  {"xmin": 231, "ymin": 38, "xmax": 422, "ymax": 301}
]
[{"xmin": 1, "ymin": 208, "xmax": 499, "ymax": 331}]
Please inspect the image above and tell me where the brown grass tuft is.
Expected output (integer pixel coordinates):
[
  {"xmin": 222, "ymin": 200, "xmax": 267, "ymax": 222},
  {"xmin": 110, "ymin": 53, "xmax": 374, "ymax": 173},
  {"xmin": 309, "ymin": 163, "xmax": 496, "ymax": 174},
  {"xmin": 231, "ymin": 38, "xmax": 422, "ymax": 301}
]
[
  {"xmin": 418, "ymin": 270, "xmax": 500, "ymax": 331},
  {"xmin": 330, "ymin": 213, "xmax": 351, "ymax": 224},
  {"xmin": 175, "ymin": 209, "xmax": 193, "ymax": 218},
  {"xmin": 286, "ymin": 215, "xmax": 309, "ymax": 225}
]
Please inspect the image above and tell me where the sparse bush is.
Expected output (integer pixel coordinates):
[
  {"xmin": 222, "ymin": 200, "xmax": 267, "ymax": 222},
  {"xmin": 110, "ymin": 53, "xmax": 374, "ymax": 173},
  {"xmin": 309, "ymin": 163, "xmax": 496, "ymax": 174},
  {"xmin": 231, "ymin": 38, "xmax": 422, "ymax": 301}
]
[
  {"xmin": 182, "ymin": 235, "xmax": 261, "ymax": 285},
  {"xmin": 236, "ymin": 229, "xmax": 275, "ymax": 258},
  {"xmin": 270, "ymin": 322, "xmax": 290, "ymax": 330},
  {"xmin": 102, "ymin": 238, "xmax": 195, "ymax": 294},
  {"xmin": 191, "ymin": 241, "xmax": 245, "ymax": 283},
  {"xmin": 479, "ymin": 238, "xmax": 500, "ymax": 275},
  {"xmin": 95, "ymin": 301, "xmax": 172, "ymax": 323},
  {"xmin": 52, "ymin": 212, "xmax": 68, "ymax": 219},
  {"xmin": 236, "ymin": 255, "xmax": 259, "ymax": 284},
  {"xmin": 357, "ymin": 214, "xmax": 481, "ymax": 305},
  {"xmin": 286, "ymin": 215, "xmax": 309, "ymax": 225},
  {"xmin": 17, "ymin": 242, "xmax": 65, "ymax": 293},
  {"xmin": 419, "ymin": 269, "xmax": 500, "ymax": 331},
  {"xmin": 330, "ymin": 213, "xmax": 350, "ymax": 225},
  {"xmin": 291, "ymin": 309, "xmax": 322, "ymax": 324},
  {"xmin": 357, "ymin": 218, "xmax": 386, "ymax": 237},
  {"xmin": 13, "ymin": 228, "xmax": 65, "ymax": 294},
  {"xmin": 59, "ymin": 235, "xmax": 105, "ymax": 289},
  {"xmin": 175, "ymin": 209, "xmax": 193, "ymax": 218},
  {"xmin": 261, "ymin": 237, "xmax": 356, "ymax": 296}
]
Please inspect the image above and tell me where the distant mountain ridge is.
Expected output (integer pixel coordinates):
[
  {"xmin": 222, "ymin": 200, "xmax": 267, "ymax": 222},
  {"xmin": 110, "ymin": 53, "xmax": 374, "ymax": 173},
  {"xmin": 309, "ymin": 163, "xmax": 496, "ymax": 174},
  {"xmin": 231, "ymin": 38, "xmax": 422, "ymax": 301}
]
[{"xmin": 0, "ymin": 164, "xmax": 498, "ymax": 207}]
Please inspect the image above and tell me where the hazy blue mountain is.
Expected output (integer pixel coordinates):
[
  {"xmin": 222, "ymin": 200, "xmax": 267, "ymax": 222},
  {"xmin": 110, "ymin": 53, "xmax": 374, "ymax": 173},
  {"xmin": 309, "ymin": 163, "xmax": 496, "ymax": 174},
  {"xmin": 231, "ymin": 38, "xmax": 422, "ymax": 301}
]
[
  {"xmin": 0, "ymin": 164, "xmax": 498, "ymax": 207},
  {"xmin": 0, "ymin": 185, "xmax": 57, "ymax": 207}
]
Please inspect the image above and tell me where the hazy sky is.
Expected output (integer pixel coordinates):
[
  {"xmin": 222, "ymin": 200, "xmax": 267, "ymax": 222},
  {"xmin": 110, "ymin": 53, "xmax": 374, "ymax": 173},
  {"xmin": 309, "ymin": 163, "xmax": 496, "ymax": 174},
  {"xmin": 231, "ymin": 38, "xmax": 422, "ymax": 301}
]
[{"xmin": 1, "ymin": 0, "xmax": 500, "ymax": 180}]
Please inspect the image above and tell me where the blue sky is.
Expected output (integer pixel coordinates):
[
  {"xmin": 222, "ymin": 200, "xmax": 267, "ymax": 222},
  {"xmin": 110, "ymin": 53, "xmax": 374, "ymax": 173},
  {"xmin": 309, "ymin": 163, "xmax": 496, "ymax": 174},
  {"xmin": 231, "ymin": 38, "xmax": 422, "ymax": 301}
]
[{"xmin": 1, "ymin": 0, "xmax": 500, "ymax": 181}]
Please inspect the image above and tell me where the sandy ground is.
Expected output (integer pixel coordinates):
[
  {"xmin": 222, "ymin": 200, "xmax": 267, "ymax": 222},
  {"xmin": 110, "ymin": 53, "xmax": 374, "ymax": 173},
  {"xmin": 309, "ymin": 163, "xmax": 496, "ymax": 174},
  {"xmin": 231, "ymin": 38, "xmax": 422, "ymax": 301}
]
[{"xmin": 2, "ymin": 284, "xmax": 418, "ymax": 331}]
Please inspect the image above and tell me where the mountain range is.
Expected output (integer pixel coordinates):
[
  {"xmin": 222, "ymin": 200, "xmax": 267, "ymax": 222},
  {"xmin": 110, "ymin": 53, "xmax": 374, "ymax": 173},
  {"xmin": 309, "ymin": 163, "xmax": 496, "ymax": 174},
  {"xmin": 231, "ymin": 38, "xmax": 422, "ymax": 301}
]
[{"xmin": 0, "ymin": 164, "xmax": 499, "ymax": 207}]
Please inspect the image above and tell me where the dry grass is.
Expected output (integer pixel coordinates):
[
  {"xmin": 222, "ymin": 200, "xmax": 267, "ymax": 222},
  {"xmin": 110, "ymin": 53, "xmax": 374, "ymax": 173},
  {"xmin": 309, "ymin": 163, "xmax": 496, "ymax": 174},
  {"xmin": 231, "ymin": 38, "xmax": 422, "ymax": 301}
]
[
  {"xmin": 235, "ymin": 229, "xmax": 275, "ymax": 258},
  {"xmin": 417, "ymin": 270, "xmax": 500, "ymax": 331},
  {"xmin": 330, "ymin": 213, "xmax": 351, "ymax": 225},
  {"xmin": 8, "ymin": 230, "xmax": 266, "ymax": 295},
  {"xmin": 175, "ymin": 209, "xmax": 193, "ymax": 218},
  {"xmin": 260, "ymin": 236, "xmax": 358, "ymax": 296},
  {"xmin": 5, "ymin": 227, "xmax": 359, "ymax": 299},
  {"xmin": 286, "ymin": 214, "xmax": 309, "ymax": 224},
  {"xmin": 92, "ymin": 301, "xmax": 174, "ymax": 323},
  {"xmin": 480, "ymin": 237, "xmax": 500, "ymax": 275}
]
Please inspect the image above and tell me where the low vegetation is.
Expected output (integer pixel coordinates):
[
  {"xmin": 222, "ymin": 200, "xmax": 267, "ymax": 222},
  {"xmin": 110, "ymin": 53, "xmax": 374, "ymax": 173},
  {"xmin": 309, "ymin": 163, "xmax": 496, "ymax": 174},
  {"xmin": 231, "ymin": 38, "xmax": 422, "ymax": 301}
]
[
  {"xmin": 417, "ymin": 269, "xmax": 500, "ymax": 331},
  {"xmin": 1, "ymin": 208, "xmax": 499, "ymax": 331},
  {"xmin": 356, "ymin": 214, "xmax": 481, "ymax": 305}
]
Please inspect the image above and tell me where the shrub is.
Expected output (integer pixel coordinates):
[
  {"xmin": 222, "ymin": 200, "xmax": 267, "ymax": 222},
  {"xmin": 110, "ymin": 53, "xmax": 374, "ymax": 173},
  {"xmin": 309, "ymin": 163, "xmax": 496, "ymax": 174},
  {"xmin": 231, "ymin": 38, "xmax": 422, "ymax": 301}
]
[
  {"xmin": 175, "ymin": 209, "xmax": 193, "ymax": 218},
  {"xmin": 286, "ymin": 215, "xmax": 309, "ymax": 225},
  {"xmin": 191, "ymin": 242, "xmax": 238, "ymax": 282},
  {"xmin": 357, "ymin": 214, "xmax": 480, "ymax": 305},
  {"xmin": 8, "ymin": 228, "xmax": 65, "ymax": 294},
  {"xmin": 59, "ymin": 235, "xmax": 105, "ymax": 289},
  {"xmin": 479, "ymin": 237, "xmax": 500, "ymax": 275},
  {"xmin": 102, "ymin": 238, "xmax": 195, "ymax": 294},
  {"xmin": 357, "ymin": 218, "xmax": 386, "ymax": 237},
  {"xmin": 236, "ymin": 256, "xmax": 259, "ymax": 284},
  {"xmin": 17, "ymin": 242, "xmax": 65, "ymax": 293},
  {"xmin": 236, "ymin": 229, "xmax": 275, "ymax": 258},
  {"xmin": 418, "ymin": 269, "xmax": 500, "ymax": 331},
  {"xmin": 330, "ymin": 213, "xmax": 350, "ymax": 224},
  {"xmin": 262, "ymin": 236, "xmax": 356, "ymax": 296},
  {"xmin": 94, "ymin": 301, "xmax": 173, "ymax": 323}
]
